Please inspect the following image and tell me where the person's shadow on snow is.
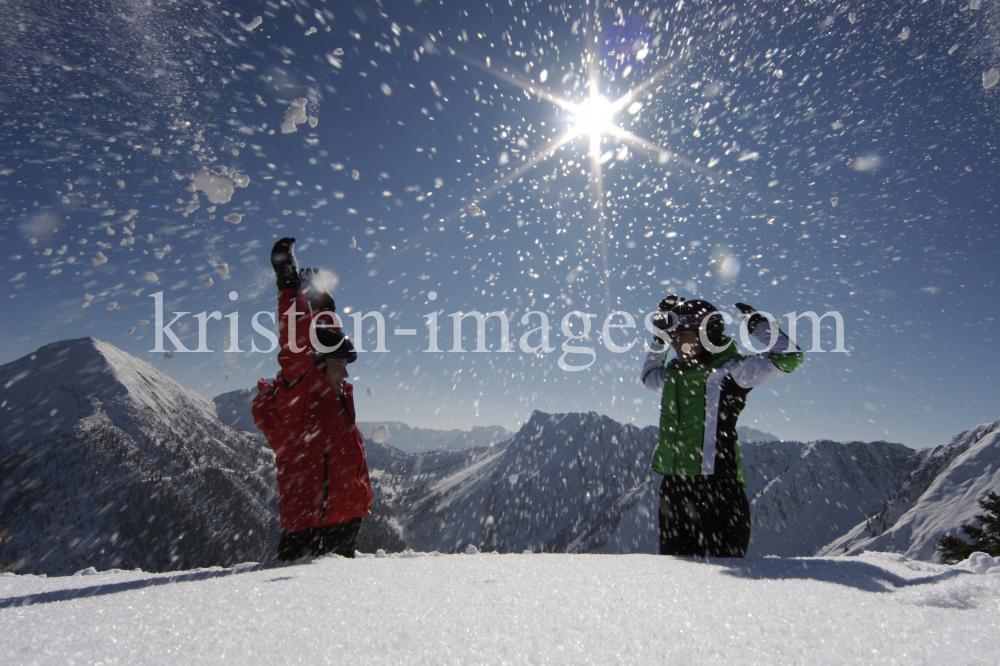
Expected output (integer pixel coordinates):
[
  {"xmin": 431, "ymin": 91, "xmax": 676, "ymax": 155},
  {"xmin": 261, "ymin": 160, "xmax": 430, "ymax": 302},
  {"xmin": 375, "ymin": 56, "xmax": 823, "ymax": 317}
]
[
  {"xmin": 717, "ymin": 556, "xmax": 970, "ymax": 593},
  {"xmin": 0, "ymin": 557, "xmax": 335, "ymax": 609}
]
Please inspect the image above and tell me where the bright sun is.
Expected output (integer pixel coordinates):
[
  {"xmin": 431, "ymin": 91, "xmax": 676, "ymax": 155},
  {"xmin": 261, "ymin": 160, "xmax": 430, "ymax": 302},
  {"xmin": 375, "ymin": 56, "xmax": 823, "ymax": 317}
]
[
  {"xmin": 571, "ymin": 96, "xmax": 615, "ymax": 140},
  {"xmin": 466, "ymin": 39, "xmax": 711, "ymax": 223}
]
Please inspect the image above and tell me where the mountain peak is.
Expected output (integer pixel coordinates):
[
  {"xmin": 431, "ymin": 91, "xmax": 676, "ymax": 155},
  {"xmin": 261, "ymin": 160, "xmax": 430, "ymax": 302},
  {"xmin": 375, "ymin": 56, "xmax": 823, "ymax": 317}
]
[
  {"xmin": 523, "ymin": 409, "xmax": 605, "ymax": 433},
  {"xmin": 0, "ymin": 337, "xmax": 213, "ymax": 446},
  {"xmin": 0, "ymin": 337, "xmax": 280, "ymax": 575}
]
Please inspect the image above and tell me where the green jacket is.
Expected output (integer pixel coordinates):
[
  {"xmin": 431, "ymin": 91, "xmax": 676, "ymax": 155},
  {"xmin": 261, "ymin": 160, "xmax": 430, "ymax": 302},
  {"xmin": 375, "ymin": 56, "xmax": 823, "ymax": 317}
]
[{"xmin": 640, "ymin": 322, "xmax": 803, "ymax": 485}]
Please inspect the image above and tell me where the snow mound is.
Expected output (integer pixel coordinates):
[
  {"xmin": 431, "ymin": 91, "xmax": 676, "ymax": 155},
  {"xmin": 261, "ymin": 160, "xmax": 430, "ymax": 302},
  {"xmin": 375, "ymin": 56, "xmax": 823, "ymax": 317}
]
[{"xmin": 961, "ymin": 552, "xmax": 1000, "ymax": 575}]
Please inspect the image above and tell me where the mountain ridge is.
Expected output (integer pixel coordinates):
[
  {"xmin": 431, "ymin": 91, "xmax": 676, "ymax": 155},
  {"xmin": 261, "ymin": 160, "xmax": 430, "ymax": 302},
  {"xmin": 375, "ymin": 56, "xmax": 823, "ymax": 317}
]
[
  {"xmin": 3, "ymin": 338, "xmax": 997, "ymax": 573},
  {"xmin": 818, "ymin": 419, "xmax": 1000, "ymax": 560},
  {"xmin": 212, "ymin": 387, "xmax": 514, "ymax": 453}
]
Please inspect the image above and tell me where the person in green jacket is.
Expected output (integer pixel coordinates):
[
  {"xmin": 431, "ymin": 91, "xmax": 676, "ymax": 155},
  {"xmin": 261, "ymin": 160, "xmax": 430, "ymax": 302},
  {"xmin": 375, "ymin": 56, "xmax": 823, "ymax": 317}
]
[{"xmin": 640, "ymin": 297, "xmax": 803, "ymax": 557}]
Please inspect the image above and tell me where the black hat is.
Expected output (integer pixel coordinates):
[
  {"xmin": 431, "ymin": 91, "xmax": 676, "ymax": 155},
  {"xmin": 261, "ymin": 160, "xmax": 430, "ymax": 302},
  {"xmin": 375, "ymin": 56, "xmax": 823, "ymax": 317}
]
[
  {"xmin": 670, "ymin": 299, "xmax": 726, "ymax": 346},
  {"xmin": 313, "ymin": 328, "xmax": 357, "ymax": 364}
]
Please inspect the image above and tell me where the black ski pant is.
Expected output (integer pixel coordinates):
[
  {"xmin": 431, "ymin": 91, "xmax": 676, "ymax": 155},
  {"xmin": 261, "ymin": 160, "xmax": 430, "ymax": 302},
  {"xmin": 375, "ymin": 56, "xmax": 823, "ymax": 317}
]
[
  {"xmin": 276, "ymin": 517, "xmax": 362, "ymax": 561},
  {"xmin": 658, "ymin": 475, "xmax": 751, "ymax": 557}
]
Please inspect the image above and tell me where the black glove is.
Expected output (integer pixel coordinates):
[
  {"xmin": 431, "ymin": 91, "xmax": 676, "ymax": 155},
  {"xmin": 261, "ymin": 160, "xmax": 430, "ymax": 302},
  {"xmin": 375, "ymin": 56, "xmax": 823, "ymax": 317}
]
[
  {"xmin": 735, "ymin": 302, "xmax": 765, "ymax": 334},
  {"xmin": 658, "ymin": 295, "xmax": 684, "ymax": 314},
  {"xmin": 300, "ymin": 268, "xmax": 335, "ymax": 312},
  {"xmin": 651, "ymin": 295, "xmax": 683, "ymax": 345},
  {"xmin": 270, "ymin": 237, "xmax": 300, "ymax": 290}
]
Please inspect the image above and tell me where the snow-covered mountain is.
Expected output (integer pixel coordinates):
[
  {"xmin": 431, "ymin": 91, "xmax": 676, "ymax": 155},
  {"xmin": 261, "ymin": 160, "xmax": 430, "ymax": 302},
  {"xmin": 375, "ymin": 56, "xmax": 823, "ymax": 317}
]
[
  {"xmin": 212, "ymin": 387, "xmax": 257, "ymax": 432},
  {"xmin": 819, "ymin": 419, "xmax": 1000, "ymax": 560},
  {"xmin": 399, "ymin": 411, "xmax": 660, "ymax": 554},
  {"xmin": 381, "ymin": 413, "xmax": 1000, "ymax": 560},
  {"xmin": 356, "ymin": 421, "xmax": 513, "ymax": 453},
  {"xmin": 205, "ymin": 382, "xmax": 1000, "ymax": 560},
  {"xmin": 385, "ymin": 412, "xmax": 944, "ymax": 558},
  {"xmin": 354, "ymin": 438, "xmax": 495, "ymax": 555},
  {"xmin": 0, "ymin": 338, "xmax": 279, "ymax": 575},
  {"xmin": 736, "ymin": 426, "xmax": 780, "ymax": 443},
  {"xmin": 4, "ymin": 339, "xmax": 997, "ymax": 572},
  {"xmin": 743, "ymin": 440, "xmax": 917, "ymax": 556}
]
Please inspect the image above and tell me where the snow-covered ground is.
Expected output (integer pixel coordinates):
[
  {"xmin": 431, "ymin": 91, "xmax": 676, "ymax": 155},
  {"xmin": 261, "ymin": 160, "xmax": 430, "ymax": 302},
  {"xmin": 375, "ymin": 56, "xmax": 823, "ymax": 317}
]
[{"xmin": 2, "ymin": 552, "xmax": 998, "ymax": 664}]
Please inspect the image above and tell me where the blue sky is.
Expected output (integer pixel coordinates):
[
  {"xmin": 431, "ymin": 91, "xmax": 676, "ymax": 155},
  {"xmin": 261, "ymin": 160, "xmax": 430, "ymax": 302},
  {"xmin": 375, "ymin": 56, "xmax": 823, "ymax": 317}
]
[{"xmin": 1, "ymin": 0, "xmax": 998, "ymax": 447}]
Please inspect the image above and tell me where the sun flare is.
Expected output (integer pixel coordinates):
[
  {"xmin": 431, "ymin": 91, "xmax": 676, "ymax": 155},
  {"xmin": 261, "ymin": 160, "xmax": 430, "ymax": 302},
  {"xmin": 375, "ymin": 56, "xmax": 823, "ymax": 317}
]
[{"xmin": 571, "ymin": 96, "xmax": 615, "ymax": 140}]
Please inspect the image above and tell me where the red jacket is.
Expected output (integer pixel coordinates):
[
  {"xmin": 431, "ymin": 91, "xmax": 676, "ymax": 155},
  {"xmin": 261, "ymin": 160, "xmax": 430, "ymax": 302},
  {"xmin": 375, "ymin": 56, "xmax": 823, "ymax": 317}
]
[{"xmin": 252, "ymin": 288, "xmax": 372, "ymax": 532}]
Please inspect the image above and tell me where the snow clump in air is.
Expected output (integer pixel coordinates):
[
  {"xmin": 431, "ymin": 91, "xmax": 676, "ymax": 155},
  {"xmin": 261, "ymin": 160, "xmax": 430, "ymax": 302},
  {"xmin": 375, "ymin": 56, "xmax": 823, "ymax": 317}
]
[
  {"xmin": 370, "ymin": 424, "xmax": 390, "ymax": 443},
  {"xmin": 281, "ymin": 98, "xmax": 309, "ymax": 134},
  {"xmin": 716, "ymin": 254, "xmax": 741, "ymax": 281},
  {"xmin": 223, "ymin": 213, "xmax": 243, "ymax": 225},
  {"xmin": 191, "ymin": 167, "xmax": 249, "ymax": 204},
  {"xmin": 983, "ymin": 69, "xmax": 1000, "ymax": 90},
  {"xmin": 213, "ymin": 264, "xmax": 230, "ymax": 277},
  {"xmin": 91, "ymin": 251, "xmax": 108, "ymax": 266},
  {"xmin": 244, "ymin": 16, "xmax": 262, "ymax": 31},
  {"xmin": 852, "ymin": 155, "xmax": 882, "ymax": 172}
]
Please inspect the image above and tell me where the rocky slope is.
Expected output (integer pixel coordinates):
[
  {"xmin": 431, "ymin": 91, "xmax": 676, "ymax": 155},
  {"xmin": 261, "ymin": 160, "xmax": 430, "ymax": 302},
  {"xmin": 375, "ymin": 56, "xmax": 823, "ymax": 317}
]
[
  {"xmin": 0, "ymin": 338, "xmax": 279, "ymax": 575},
  {"xmin": 399, "ymin": 411, "xmax": 660, "ymax": 554},
  {"xmin": 819, "ymin": 419, "xmax": 1000, "ymax": 560}
]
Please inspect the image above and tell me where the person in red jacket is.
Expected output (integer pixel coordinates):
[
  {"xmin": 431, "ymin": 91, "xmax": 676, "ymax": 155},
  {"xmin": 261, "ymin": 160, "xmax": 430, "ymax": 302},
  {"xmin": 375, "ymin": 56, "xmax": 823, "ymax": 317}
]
[{"xmin": 252, "ymin": 237, "xmax": 373, "ymax": 560}]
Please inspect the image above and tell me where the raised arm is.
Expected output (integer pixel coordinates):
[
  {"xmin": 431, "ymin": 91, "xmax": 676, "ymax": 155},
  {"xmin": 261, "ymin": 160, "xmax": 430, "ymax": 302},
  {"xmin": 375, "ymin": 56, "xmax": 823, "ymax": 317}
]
[
  {"xmin": 640, "ymin": 339, "xmax": 670, "ymax": 392},
  {"xmin": 640, "ymin": 296, "xmax": 681, "ymax": 392},
  {"xmin": 728, "ymin": 303, "xmax": 803, "ymax": 389},
  {"xmin": 277, "ymin": 286, "xmax": 315, "ymax": 384},
  {"xmin": 270, "ymin": 237, "xmax": 313, "ymax": 384},
  {"xmin": 271, "ymin": 239, "xmax": 343, "ymax": 384}
]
